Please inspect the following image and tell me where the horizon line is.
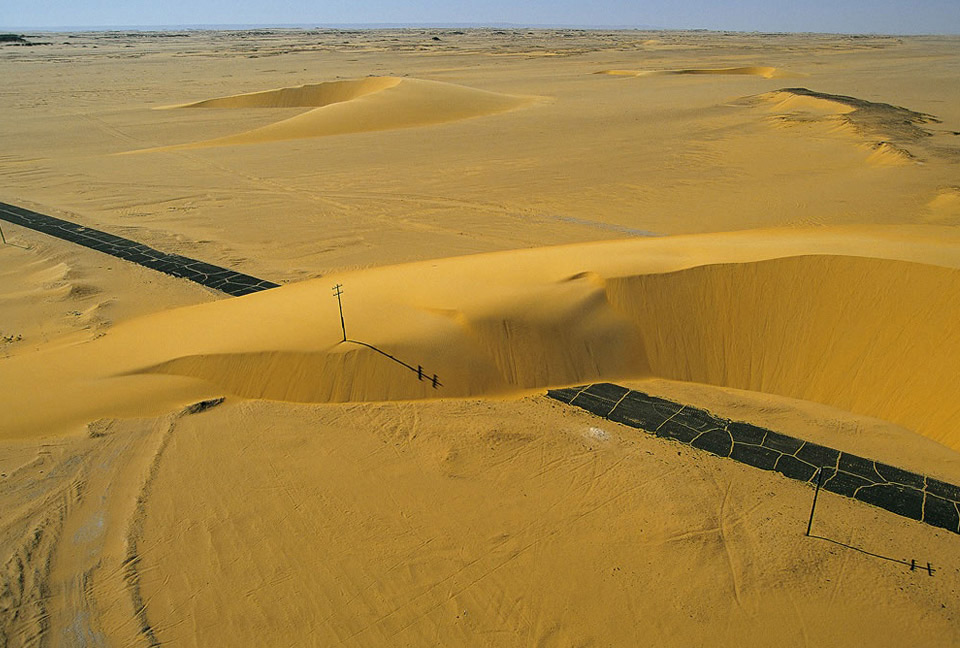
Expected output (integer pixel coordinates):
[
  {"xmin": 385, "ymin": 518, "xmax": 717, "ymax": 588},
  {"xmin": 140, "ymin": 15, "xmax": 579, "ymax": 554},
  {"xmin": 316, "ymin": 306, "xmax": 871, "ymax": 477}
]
[{"xmin": 2, "ymin": 23, "xmax": 958, "ymax": 36}]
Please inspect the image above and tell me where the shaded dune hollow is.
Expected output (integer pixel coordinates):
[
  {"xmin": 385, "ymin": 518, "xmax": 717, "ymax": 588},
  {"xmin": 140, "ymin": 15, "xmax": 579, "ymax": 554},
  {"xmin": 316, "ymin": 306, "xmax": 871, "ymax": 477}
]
[
  {"xmin": 604, "ymin": 255, "xmax": 960, "ymax": 450},
  {"xmin": 596, "ymin": 66, "xmax": 785, "ymax": 78},
  {"xmin": 146, "ymin": 254, "xmax": 960, "ymax": 450},
  {"xmin": 135, "ymin": 76, "xmax": 534, "ymax": 151}
]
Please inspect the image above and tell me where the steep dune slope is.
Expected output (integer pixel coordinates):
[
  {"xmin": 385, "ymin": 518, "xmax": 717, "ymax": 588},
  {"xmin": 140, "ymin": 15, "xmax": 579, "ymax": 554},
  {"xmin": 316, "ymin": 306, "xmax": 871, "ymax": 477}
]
[{"xmin": 606, "ymin": 255, "xmax": 960, "ymax": 448}]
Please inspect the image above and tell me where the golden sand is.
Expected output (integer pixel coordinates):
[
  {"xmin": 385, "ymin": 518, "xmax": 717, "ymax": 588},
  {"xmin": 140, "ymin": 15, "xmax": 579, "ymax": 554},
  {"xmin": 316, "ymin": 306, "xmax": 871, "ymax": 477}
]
[{"xmin": 1, "ymin": 29, "xmax": 960, "ymax": 647}]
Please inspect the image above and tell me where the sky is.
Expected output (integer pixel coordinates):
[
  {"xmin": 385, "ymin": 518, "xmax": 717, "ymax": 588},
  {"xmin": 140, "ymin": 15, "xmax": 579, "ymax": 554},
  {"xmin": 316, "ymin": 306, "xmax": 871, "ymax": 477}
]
[{"xmin": 3, "ymin": 0, "xmax": 959, "ymax": 35}]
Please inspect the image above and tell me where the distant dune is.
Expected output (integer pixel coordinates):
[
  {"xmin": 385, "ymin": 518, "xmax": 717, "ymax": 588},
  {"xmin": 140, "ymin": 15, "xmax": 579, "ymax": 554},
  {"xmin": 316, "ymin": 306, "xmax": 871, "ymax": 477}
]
[
  {"xmin": 595, "ymin": 66, "xmax": 789, "ymax": 78},
  {"xmin": 164, "ymin": 76, "xmax": 403, "ymax": 109},
  {"xmin": 927, "ymin": 187, "xmax": 960, "ymax": 224},
  {"xmin": 747, "ymin": 87, "xmax": 942, "ymax": 166},
  {"xmin": 129, "ymin": 77, "xmax": 536, "ymax": 152}
]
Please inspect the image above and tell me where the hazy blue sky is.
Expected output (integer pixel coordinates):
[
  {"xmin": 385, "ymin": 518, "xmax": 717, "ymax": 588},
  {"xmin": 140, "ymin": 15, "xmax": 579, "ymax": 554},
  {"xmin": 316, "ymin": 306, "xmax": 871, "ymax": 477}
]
[{"xmin": 3, "ymin": 0, "xmax": 959, "ymax": 34}]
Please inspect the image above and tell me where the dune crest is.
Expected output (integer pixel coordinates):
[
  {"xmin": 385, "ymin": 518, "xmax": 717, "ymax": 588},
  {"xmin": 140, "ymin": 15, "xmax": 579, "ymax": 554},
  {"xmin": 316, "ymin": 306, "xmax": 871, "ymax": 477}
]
[{"xmin": 130, "ymin": 77, "xmax": 535, "ymax": 152}]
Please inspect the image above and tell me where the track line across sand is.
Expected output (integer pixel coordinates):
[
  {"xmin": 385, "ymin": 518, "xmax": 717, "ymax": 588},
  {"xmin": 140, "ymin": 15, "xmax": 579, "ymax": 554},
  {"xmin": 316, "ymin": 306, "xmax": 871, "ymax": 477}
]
[
  {"xmin": 0, "ymin": 200, "xmax": 279, "ymax": 296},
  {"xmin": 549, "ymin": 383, "xmax": 960, "ymax": 535}
]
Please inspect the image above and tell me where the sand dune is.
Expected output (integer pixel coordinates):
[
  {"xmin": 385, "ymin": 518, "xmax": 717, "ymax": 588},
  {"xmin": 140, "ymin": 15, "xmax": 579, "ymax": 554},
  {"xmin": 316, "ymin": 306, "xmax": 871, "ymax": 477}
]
[
  {"xmin": 758, "ymin": 87, "xmax": 939, "ymax": 139},
  {"xmin": 675, "ymin": 66, "xmax": 783, "ymax": 78},
  {"xmin": 594, "ymin": 69, "xmax": 662, "ymax": 77},
  {"xmin": 749, "ymin": 87, "xmax": 941, "ymax": 166},
  {"xmin": 927, "ymin": 187, "xmax": 960, "ymax": 223},
  {"xmin": 162, "ymin": 76, "xmax": 403, "ymax": 109},
  {"xmin": 865, "ymin": 141, "xmax": 916, "ymax": 166},
  {"xmin": 146, "ymin": 247, "xmax": 960, "ymax": 450},
  {"xmin": 3, "ymin": 227, "xmax": 960, "ymax": 453},
  {"xmin": 596, "ymin": 66, "xmax": 787, "ymax": 78},
  {"xmin": 131, "ymin": 77, "xmax": 535, "ymax": 152}
]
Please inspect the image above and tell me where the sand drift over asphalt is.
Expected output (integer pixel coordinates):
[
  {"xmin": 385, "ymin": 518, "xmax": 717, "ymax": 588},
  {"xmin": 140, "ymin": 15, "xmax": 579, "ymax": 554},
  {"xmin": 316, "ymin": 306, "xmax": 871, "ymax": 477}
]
[
  {"xmin": 3, "ymin": 227, "xmax": 960, "ymax": 452},
  {"xmin": 129, "ymin": 77, "xmax": 536, "ymax": 152}
]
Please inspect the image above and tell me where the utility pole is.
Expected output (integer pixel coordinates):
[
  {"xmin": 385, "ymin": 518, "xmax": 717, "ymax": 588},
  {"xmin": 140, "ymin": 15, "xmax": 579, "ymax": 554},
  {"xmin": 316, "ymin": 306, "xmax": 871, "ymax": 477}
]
[{"xmin": 332, "ymin": 283, "xmax": 346, "ymax": 342}]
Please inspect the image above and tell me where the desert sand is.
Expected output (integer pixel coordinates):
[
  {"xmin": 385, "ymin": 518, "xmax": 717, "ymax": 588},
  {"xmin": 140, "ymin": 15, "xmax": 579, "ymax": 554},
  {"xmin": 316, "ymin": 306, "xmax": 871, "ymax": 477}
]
[{"xmin": 1, "ymin": 28, "xmax": 960, "ymax": 646}]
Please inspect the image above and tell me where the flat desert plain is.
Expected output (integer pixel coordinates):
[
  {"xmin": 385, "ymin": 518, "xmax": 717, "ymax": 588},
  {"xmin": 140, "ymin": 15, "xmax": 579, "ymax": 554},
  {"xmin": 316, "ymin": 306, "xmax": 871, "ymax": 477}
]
[{"xmin": 1, "ymin": 29, "xmax": 960, "ymax": 647}]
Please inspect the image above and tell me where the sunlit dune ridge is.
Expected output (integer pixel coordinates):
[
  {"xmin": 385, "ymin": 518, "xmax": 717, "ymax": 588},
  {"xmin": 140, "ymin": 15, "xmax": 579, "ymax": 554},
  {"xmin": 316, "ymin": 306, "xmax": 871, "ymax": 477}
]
[
  {"xmin": 128, "ymin": 76, "xmax": 536, "ymax": 152},
  {"xmin": 3, "ymin": 227, "xmax": 960, "ymax": 453}
]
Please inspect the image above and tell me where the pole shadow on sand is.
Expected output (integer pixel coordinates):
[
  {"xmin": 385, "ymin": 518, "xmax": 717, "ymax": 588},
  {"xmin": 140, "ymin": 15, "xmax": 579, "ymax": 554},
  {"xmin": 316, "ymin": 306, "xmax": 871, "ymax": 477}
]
[{"xmin": 332, "ymin": 283, "xmax": 442, "ymax": 389}]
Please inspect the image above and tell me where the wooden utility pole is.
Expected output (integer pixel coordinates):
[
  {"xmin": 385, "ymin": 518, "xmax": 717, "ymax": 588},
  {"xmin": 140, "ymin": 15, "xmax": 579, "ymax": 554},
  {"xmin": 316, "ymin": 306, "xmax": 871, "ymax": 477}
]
[{"xmin": 332, "ymin": 284, "xmax": 346, "ymax": 342}]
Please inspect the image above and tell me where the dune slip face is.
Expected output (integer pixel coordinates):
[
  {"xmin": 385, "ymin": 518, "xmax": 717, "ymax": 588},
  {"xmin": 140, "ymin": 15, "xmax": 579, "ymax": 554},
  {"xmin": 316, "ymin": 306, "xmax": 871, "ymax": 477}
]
[
  {"xmin": 550, "ymin": 384, "xmax": 960, "ymax": 535},
  {"xmin": 130, "ymin": 76, "xmax": 537, "ymax": 152}
]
